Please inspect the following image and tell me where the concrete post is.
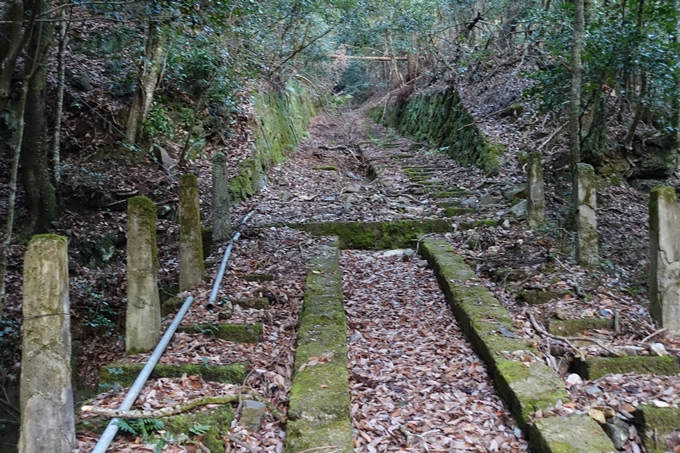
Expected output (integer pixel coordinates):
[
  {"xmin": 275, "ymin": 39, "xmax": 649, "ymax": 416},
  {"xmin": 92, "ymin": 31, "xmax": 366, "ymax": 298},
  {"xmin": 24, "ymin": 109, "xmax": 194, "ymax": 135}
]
[
  {"xmin": 126, "ymin": 196, "xmax": 161, "ymax": 354},
  {"xmin": 179, "ymin": 174, "xmax": 204, "ymax": 291},
  {"xmin": 18, "ymin": 235, "xmax": 75, "ymax": 453},
  {"xmin": 212, "ymin": 152, "xmax": 231, "ymax": 242},
  {"xmin": 575, "ymin": 163, "xmax": 598, "ymax": 266},
  {"xmin": 649, "ymin": 186, "xmax": 680, "ymax": 333},
  {"xmin": 526, "ymin": 151, "xmax": 546, "ymax": 228}
]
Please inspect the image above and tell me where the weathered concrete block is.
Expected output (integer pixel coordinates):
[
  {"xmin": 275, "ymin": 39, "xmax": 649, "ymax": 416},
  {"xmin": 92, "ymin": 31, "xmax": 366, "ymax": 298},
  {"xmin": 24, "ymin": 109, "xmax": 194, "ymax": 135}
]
[
  {"xmin": 636, "ymin": 406, "xmax": 680, "ymax": 453},
  {"xmin": 548, "ymin": 318, "xmax": 613, "ymax": 336},
  {"xmin": 571, "ymin": 355, "xmax": 680, "ymax": 380},
  {"xmin": 530, "ymin": 415, "xmax": 615, "ymax": 453},
  {"xmin": 19, "ymin": 235, "xmax": 75, "ymax": 453},
  {"xmin": 526, "ymin": 151, "xmax": 546, "ymax": 228},
  {"xmin": 240, "ymin": 400, "xmax": 266, "ymax": 432},
  {"xmin": 575, "ymin": 163, "xmax": 598, "ymax": 266},
  {"xmin": 212, "ymin": 152, "xmax": 231, "ymax": 242},
  {"xmin": 179, "ymin": 174, "xmax": 204, "ymax": 291},
  {"xmin": 178, "ymin": 323, "xmax": 262, "ymax": 343},
  {"xmin": 100, "ymin": 363, "xmax": 247, "ymax": 387},
  {"xmin": 649, "ymin": 186, "xmax": 680, "ymax": 334},
  {"xmin": 126, "ymin": 196, "xmax": 161, "ymax": 354}
]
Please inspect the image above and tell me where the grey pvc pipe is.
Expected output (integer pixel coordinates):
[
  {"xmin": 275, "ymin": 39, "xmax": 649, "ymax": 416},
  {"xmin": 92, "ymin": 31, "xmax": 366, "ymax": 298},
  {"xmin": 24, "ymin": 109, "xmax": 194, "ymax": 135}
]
[
  {"xmin": 208, "ymin": 210, "xmax": 255, "ymax": 306},
  {"xmin": 90, "ymin": 295, "xmax": 194, "ymax": 453}
]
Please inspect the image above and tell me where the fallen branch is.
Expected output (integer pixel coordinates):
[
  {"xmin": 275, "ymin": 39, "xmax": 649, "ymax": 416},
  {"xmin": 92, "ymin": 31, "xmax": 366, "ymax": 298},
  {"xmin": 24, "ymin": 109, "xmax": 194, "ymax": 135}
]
[
  {"xmin": 229, "ymin": 435, "xmax": 258, "ymax": 453},
  {"xmin": 81, "ymin": 388, "xmax": 285, "ymax": 422},
  {"xmin": 641, "ymin": 328, "xmax": 667, "ymax": 344}
]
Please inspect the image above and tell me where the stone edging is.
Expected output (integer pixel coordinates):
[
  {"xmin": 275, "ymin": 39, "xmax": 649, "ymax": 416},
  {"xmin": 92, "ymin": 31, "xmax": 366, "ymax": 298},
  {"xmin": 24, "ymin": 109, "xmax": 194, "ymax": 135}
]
[
  {"xmin": 286, "ymin": 237, "xmax": 353, "ymax": 453},
  {"xmin": 419, "ymin": 238, "xmax": 615, "ymax": 453}
]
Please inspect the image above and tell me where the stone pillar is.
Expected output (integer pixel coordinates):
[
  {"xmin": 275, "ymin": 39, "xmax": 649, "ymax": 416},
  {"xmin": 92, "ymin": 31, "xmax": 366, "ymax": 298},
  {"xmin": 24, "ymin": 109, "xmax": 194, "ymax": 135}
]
[
  {"xmin": 126, "ymin": 196, "xmax": 161, "ymax": 354},
  {"xmin": 212, "ymin": 152, "xmax": 231, "ymax": 242},
  {"xmin": 526, "ymin": 151, "xmax": 546, "ymax": 228},
  {"xmin": 575, "ymin": 163, "xmax": 598, "ymax": 266},
  {"xmin": 18, "ymin": 235, "xmax": 75, "ymax": 453},
  {"xmin": 180, "ymin": 174, "xmax": 204, "ymax": 291},
  {"xmin": 649, "ymin": 186, "xmax": 680, "ymax": 333}
]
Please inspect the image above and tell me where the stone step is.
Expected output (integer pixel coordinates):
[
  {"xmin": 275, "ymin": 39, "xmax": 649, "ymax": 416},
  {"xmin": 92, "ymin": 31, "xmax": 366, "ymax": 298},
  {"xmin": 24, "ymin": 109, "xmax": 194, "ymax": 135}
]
[
  {"xmin": 635, "ymin": 406, "xmax": 680, "ymax": 453},
  {"xmin": 443, "ymin": 207, "xmax": 478, "ymax": 217},
  {"xmin": 571, "ymin": 355, "xmax": 680, "ymax": 380},
  {"xmin": 548, "ymin": 318, "xmax": 614, "ymax": 336},
  {"xmin": 178, "ymin": 322, "xmax": 262, "ymax": 343}
]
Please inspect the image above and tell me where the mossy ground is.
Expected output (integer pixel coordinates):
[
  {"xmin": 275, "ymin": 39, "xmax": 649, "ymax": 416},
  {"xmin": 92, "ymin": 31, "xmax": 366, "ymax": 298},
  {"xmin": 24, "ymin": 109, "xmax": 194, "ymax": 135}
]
[{"xmin": 100, "ymin": 363, "xmax": 247, "ymax": 387}]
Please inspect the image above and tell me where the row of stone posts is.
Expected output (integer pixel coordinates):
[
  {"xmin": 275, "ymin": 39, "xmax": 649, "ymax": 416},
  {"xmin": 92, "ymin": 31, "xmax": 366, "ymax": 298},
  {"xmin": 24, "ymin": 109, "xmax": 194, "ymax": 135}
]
[
  {"xmin": 18, "ymin": 158, "xmax": 233, "ymax": 450},
  {"xmin": 524, "ymin": 152, "xmax": 598, "ymax": 267}
]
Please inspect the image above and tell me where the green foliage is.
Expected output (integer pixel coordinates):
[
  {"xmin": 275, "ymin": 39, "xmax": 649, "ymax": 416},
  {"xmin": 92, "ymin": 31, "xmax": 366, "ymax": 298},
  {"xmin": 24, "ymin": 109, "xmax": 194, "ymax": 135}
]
[
  {"xmin": 189, "ymin": 423, "xmax": 212, "ymax": 436},
  {"xmin": 116, "ymin": 418, "xmax": 165, "ymax": 441}
]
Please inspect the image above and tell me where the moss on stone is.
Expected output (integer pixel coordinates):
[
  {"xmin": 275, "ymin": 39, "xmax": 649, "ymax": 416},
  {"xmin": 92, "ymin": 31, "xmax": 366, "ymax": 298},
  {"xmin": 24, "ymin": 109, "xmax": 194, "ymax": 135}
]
[
  {"xmin": 313, "ymin": 165, "xmax": 338, "ymax": 172},
  {"xmin": 419, "ymin": 238, "xmax": 570, "ymax": 430},
  {"xmin": 636, "ymin": 406, "xmax": 680, "ymax": 453},
  {"xmin": 127, "ymin": 196, "xmax": 158, "ymax": 269},
  {"xmin": 530, "ymin": 415, "xmax": 615, "ymax": 453},
  {"xmin": 100, "ymin": 363, "xmax": 247, "ymax": 387},
  {"xmin": 291, "ymin": 219, "xmax": 455, "ymax": 249},
  {"xmin": 239, "ymin": 273, "xmax": 276, "ymax": 282},
  {"xmin": 286, "ymin": 237, "xmax": 352, "ymax": 453},
  {"xmin": 444, "ymin": 207, "xmax": 477, "ymax": 217},
  {"xmin": 518, "ymin": 289, "xmax": 570, "ymax": 305},
  {"xmin": 179, "ymin": 323, "xmax": 262, "ymax": 343},
  {"xmin": 232, "ymin": 298, "xmax": 270, "ymax": 309},
  {"xmin": 161, "ymin": 295, "xmax": 185, "ymax": 316},
  {"xmin": 548, "ymin": 318, "xmax": 614, "ymax": 336},
  {"xmin": 571, "ymin": 355, "xmax": 680, "ymax": 380},
  {"xmin": 163, "ymin": 405, "xmax": 233, "ymax": 452}
]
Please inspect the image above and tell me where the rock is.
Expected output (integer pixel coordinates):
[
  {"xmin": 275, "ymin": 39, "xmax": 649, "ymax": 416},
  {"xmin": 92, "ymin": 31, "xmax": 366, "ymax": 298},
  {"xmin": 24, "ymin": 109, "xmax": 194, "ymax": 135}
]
[
  {"xmin": 158, "ymin": 147, "xmax": 176, "ymax": 175},
  {"xmin": 461, "ymin": 198, "xmax": 480, "ymax": 209},
  {"xmin": 510, "ymin": 199, "xmax": 527, "ymax": 218},
  {"xmin": 586, "ymin": 385, "xmax": 602, "ymax": 396},
  {"xmin": 652, "ymin": 399, "xmax": 671, "ymax": 408},
  {"xmin": 480, "ymin": 193, "xmax": 496, "ymax": 206},
  {"xmin": 566, "ymin": 373, "xmax": 583, "ymax": 386},
  {"xmin": 405, "ymin": 206, "xmax": 424, "ymax": 215},
  {"xmin": 279, "ymin": 191, "xmax": 292, "ymax": 201},
  {"xmin": 620, "ymin": 403, "xmax": 636, "ymax": 414},
  {"xmin": 603, "ymin": 419, "xmax": 629, "ymax": 450},
  {"xmin": 323, "ymin": 196, "xmax": 336, "ymax": 202},
  {"xmin": 588, "ymin": 408, "xmax": 607, "ymax": 424},
  {"xmin": 240, "ymin": 400, "xmax": 266, "ymax": 432},
  {"xmin": 503, "ymin": 185, "xmax": 526, "ymax": 202},
  {"xmin": 650, "ymin": 342, "xmax": 669, "ymax": 356},
  {"xmin": 344, "ymin": 184, "xmax": 361, "ymax": 193},
  {"xmin": 502, "ymin": 219, "xmax": 510, "ymax": 228},
  {"xmin": 347, "ymin": 171, "xmax": 362, "ymax": 180}
]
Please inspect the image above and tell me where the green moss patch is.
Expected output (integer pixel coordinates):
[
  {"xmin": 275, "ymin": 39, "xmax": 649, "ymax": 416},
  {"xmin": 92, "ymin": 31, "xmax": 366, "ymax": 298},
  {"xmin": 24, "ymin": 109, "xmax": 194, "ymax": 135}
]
[
  {"xmin": 313, "ymin": 165, "xmax": 338, "ymax": 172},
  {"xmin": 161, "ymin": 295, "xmax": 185, "ymax": 317},
  {"xmin": 178, "ymin": 323, "xmax": 262, "ymax": 343},
  {"xmin": 636, "ymin": 406, "xmax": 680, "ymax": 453},
  {"xmin": 100, "ymin": 363, "xmax": 247, "ymax": 387},
  {"xmin": 286, "ymin": 237, "xmax": 352, "ymax": 453},
  {"xmin": 530, "ymin": 415, "xmax": 615, "ymax": 453},
  {"xmin": 548, "ymin": 318, "xmax": 614, "ymax": 336},
  {"xmin": 571, "ymin": 356, "xmax": 680, "ymax": 380},
  {"xmin": 444, "ymin": 207, "xmax": 478, "ymax": 217}
]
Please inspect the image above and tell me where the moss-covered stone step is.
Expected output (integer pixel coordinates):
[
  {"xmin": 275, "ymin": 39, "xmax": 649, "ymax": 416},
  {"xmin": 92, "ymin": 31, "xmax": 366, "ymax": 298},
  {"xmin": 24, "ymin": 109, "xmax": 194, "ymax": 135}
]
[
  {"xmin": 77, "ymin": 405, "xmax": 234, "ymax": 452},
  {"xmin": 389, "ymin": 153, "xmax": 415, "ymax": 159},
  {"xmin": 427, "ymin": 189, "xmax": 472, "ymax": 198},
  {"xmin": 419, "ymin": 238, "xmax": 614, "ymax": 453},
  {"xmin": 518, "ymin": 288, "xmax": 571, "ymax": 305},
  {"xmin": 286, "ymin": 237, "xmax": 352, "ymax": 453},
  {"xmin": 635, "ymin": 406, "xmax": 680, "ymax": 453},
  {"xmin": 437, "ymin": 200, "xmax": 463, "ymax": 208},
  {"xmin": 571, "ymin": 356, "xmax": 680, "ymax": 380},
  {"xmin": 289, "ymin": 219, "xmax": 494, "ymax": 250},
  {"xmin": 178, "ymin": 323, "xmax": 262, "ymax": 343},
  {"xmin": 239, "ymin": 273, "xmax": 276, "ymax": 282},
  {"xmin": 444, "ymin": 207, "xmax": 478, "ymax": 217},
  {"xmin": 548, "ymin": 318, "xmax": 614, "ymax": 336},
  {"xmin": 232, "ymin": 297, "xmax": 270, "ymax": 309},
  {"xmin": 100, "ymin": 363, "xmax": 247, "ymax": 388}
]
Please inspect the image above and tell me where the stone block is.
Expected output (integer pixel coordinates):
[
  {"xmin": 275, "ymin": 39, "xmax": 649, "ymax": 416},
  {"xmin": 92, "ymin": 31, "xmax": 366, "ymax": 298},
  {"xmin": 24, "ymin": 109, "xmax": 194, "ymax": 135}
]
[
  {"xmin": 179, "ymin": 323, "xmax": 262, "ymax": 343},
  {"xmin": 571, "ymin": 355, "xmax": 680, "ymax": 380},
  {"xmin": 100, "ymin": 363, "xmax": 247, "ymax": 387},
  {"xmin": 179, "ymin": 174, "xmax": 204, "ymax": 291},
  {"xmin": 240, "ymin": 400, "xmax": 266, "ymax": 432},
  {"xmin": 575, "ymin": 164, "xmax": 598, "ymax": 266},
  {"xmin": 649, "ymin": 186, "xmax": 680, "ymax": 334},
  {"xmin": 526, "ymin": 151, "xmax": 546, "ymax": 228},
  {"xmin": 548, "ymin": 318, "xmax": 613, "ymax": 336},
  {"xmin": 530, "ymin": 415, "xmax": 615, "ymax": 453},
  {"xmin": 212, "ymin": 152, "xmax": 232, "ymax": 242},
  {"xmin": 635, "ymin": 406, "xmax": 680, "ymax": 453}
]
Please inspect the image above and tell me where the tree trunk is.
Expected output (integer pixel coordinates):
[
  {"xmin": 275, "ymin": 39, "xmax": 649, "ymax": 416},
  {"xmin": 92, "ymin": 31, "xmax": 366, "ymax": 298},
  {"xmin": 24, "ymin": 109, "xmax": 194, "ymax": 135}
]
[
  {"xmin": 20, "ymin": 2, "xmax": 58, "ymax": 234},
  {"xmin": 126, "ymin": 23, "xmax": 166, "ymax": 143},
  {"xmin": 0, "ymin": 0, "xmax": 37, "ymax": 113},
  {"xmin": 52, "ymin": 9, "xmax": 68, "ymax": 184},
  {"xmin": 569, "ymin": 0, "xmax": 585, "ymax": 171}
]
